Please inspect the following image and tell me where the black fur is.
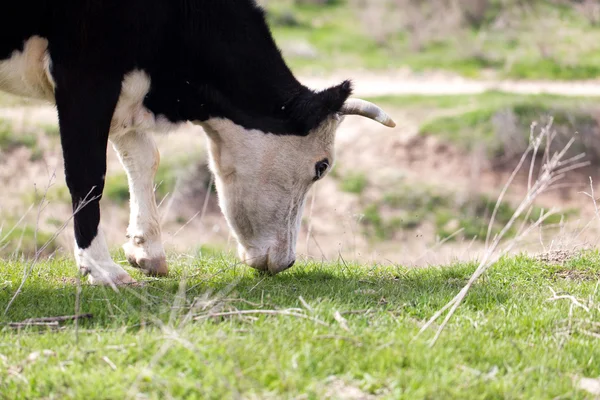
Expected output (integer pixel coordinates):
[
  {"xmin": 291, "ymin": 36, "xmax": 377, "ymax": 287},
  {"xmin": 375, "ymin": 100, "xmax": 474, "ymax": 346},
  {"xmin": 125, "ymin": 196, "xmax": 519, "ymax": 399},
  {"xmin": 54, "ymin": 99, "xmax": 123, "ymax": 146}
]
[
  {"xmin": 53, "ymin": 67, "xmax": 123, "ymax": 249},
  {"xmin": 2, "ymin": 0, "xmax": 352, "ymax": 135}
]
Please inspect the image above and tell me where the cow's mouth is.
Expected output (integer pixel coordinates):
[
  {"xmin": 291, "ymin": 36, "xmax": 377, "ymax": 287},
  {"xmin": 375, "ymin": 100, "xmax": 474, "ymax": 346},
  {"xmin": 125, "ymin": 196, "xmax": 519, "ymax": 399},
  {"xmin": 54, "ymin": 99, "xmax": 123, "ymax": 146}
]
[{"xmin": 238, "ymin": 245, "xmax": 295, "ymax": 274}]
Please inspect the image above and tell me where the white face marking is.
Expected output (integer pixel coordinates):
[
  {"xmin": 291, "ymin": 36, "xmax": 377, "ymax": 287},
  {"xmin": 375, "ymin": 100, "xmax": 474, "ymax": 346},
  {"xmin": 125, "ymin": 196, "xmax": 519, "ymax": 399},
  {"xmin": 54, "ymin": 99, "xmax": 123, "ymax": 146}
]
[
  {"xmin": 0, "ymin": 36, "xmax": 55, "ymax": 101},
  {"xmin": 75, "ymin": 229, "xmax": 135, "ymax": 285},
  {"xmin": 199, "ymin": 117, "xmax": 340, "ymax": 273}
]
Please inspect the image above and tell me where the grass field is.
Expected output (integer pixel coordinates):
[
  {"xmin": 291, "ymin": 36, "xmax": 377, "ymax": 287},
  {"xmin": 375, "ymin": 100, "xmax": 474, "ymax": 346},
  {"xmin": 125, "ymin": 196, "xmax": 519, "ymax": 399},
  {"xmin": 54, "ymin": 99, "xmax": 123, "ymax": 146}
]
[
  {"xmin": 268, "ymin": 0, "xmax": 600, "ymax": 80},
  {"xmin": 2, "ymin": 251, "xmax": 600, "ymax": 399},
  {"xmin": 368, "ymin": 90, "xmax": 600, "ymax": 162}
]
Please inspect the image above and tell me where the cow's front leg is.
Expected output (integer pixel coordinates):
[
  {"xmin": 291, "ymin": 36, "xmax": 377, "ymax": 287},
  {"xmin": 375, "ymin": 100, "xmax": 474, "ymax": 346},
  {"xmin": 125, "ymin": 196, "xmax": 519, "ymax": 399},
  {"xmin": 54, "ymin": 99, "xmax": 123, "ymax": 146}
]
[
  {"xmin": 54, "ymin": 67, "xmax": 135, "ymax": 285},
  {"xmin": 111, "ymin": 131, "xmax": 168, "ymax": 277}
]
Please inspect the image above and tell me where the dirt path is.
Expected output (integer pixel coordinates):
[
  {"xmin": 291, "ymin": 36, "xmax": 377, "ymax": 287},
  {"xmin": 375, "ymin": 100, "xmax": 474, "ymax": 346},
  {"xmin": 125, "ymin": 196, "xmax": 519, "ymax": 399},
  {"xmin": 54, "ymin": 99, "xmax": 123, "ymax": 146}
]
[
  {"xmin": 3, "ymin": 72, "xmax": 600, "ymax": 120},
  {"xmin": 304, "ymin": 72, "xmax": 600, "ymax": 97}
]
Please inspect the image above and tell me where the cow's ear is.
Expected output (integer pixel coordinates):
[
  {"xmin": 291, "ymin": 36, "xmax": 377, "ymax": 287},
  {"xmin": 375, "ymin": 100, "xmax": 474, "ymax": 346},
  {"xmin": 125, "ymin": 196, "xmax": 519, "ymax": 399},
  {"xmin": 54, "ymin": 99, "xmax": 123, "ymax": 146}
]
[
  {"xmin": 289, "ymin": 80, "xmax": 353, "ymax": 134},
  {"xmin": 316, "ymin": 80, "xmax": 353, "ymax": 115}
]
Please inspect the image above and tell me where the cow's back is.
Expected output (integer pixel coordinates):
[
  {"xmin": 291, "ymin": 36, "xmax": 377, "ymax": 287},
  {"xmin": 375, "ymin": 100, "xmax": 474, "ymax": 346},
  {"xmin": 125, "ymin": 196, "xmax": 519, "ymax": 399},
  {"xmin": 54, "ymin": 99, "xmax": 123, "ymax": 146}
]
[{"xmin": 0, "ymin": 0, "xmax": 303, "ymax": 116}]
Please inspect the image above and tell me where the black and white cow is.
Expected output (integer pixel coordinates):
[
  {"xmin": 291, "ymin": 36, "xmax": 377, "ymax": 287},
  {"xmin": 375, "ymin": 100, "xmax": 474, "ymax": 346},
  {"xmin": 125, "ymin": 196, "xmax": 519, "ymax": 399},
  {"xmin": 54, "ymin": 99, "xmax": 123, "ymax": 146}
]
[{"xmin": 0, "ymin": 0, "xmax": 395, "ymax": 285}]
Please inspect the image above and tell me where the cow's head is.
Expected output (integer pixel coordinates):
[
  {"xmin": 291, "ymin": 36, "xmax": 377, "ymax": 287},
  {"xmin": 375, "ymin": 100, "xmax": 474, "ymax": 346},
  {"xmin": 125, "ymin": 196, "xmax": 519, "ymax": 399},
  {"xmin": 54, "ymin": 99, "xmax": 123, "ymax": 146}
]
[{"xmin": 197, "ymin": 82, "xmax": 395, "ymax": 274}]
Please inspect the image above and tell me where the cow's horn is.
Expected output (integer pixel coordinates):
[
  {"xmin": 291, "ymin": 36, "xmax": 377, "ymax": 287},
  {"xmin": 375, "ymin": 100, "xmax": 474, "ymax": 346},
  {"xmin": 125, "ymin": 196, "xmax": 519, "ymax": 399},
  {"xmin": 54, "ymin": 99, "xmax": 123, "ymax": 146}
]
[{"xmin": 341, "ymin": 99, "xmax": 396, "ymax": 128}]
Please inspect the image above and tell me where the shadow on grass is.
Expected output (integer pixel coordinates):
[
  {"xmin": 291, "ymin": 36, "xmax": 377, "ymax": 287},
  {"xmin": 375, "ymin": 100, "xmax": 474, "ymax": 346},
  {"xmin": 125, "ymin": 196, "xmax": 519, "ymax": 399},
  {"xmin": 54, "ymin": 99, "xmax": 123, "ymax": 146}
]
[{"xmin": 0, "ymin": 257, "xmax": 522, "ymax": 331}]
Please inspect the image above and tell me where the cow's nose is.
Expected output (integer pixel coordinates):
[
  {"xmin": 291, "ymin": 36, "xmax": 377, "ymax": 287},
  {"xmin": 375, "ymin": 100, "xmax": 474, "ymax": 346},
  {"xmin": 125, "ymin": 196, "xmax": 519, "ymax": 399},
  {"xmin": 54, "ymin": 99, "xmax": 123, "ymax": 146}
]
[{"xmin": 266, "ymin": 258, "xmax": 296, "ymax": 275}]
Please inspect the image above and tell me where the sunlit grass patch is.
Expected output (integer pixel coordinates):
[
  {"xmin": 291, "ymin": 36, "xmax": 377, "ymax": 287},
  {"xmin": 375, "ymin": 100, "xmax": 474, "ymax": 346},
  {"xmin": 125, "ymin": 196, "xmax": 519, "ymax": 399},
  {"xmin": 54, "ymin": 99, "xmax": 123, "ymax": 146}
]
[
  {"xmin": 359, "ymin": 183, "xmax": 575, "ymax": 243},
  {"xmin": 0, "ymin": 222, "xmax": 58, "ymax": 258},
  {"xmin": 1, "ymin": 252, "xmax": 600, "ymax": 398},
  {"xmin": 266, "ymin": 0, "xmax": 600, "ymax": 80},
  {"xmin": 419, "ymin": 98, "xmax": 600, "ymax": 163},
  {"xmin": 363, "ymin": 91, "xmax": 600, "ymax": 167}
]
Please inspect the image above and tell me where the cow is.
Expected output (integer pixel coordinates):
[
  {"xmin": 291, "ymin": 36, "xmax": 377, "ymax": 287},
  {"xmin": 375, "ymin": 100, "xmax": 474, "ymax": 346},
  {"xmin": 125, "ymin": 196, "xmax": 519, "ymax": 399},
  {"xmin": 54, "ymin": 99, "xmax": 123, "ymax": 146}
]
[{"xmin": 0, "ymin": 0, "xmax": 395, "ymax": 286}]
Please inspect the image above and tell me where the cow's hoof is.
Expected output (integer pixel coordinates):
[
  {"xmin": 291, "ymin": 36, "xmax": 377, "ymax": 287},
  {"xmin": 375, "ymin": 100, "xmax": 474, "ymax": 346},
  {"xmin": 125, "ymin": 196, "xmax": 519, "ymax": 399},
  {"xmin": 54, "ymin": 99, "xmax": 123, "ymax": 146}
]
[
  {"xmin": 127, "ymin": 255, "xmax": 169, "ymax": 277},
  {"xmin": 89, "ymin": 273, "xmax": 137, "ymax": 286},
  {"xmin": 80, "ymin": 265, "xmax": 137, "ymax": 286},
  {"xmin": 123, "ymin": 241, "xmax": 168, "ymax": 277}
]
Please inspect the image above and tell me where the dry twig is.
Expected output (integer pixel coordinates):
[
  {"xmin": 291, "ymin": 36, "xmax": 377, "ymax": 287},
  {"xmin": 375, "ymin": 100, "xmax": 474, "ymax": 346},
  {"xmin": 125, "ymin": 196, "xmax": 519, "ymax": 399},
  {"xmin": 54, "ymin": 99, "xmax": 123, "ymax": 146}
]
[
  {"xmin": 416, "ymin": 119, "xmax": 588, "ymax": 346},
  {"xmin": 4, "ymin": 188, "xmax": 102, "ymax": 315}
]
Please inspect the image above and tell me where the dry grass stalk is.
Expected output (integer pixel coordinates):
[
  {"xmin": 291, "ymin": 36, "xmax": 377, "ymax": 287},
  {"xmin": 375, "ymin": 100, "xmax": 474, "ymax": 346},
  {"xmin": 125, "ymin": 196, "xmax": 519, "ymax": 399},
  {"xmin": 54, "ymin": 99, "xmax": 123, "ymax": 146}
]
[
  {"xmin": 102, "ymin": 356, "xmax": 117, "ymax": 371},
  {"xmin": 194, "ymin": 309, "xmax": 329, "ymax": 326},
  {"xmin": 9, "ymin": 321, "xmax": 60, "ymax": 329},
  {"xmin": 547, "ymin": 286, "xmax": 590, "ymax": 313},
  {"xmin": 416, "ymin": 119, "xmax": 589, "ymax": 346},
  {"xmin": 126, "ymin": 269, "xmax": 242, "ymax": 397},
  {"xmin": 8, "ymin": 313, "xmax": 93, "ymax": 328},
  {"xmin": 0, "ymin": 204, "xmax": 34, "ymax": 254},
  {"xmin": 4, "ymin": 184, "xmax": 102, "ymax": 315},
  {"xmin": 552, "ymin": 281, "xmax": 600, "ymax": 342}
]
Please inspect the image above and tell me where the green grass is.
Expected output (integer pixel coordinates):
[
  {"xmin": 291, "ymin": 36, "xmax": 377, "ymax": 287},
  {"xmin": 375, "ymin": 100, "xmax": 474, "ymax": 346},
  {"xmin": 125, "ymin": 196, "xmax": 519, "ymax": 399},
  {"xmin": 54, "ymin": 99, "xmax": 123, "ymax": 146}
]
[
  {"xmin": 1, "ymin": 251, "xmax": 600, "ymax": 398},
  {"xmin": 0, "ymin": 120, "xmax": 42, "ymax": 161},
  {"xmin": 0, "ymin": 223, "xmax": 57, "ymax": 258},
  {"xmin": 359, "ymin": 182, "xmax": 575, "ymax": 242},
  {"xmin": 419, "ymin": 96, "xmax": 600, "ymax": 161},
  {"xmin": 267, "ymin": 0, "xmax": 600, "ymax": 80},
  {"xmin": 103, "ymin": 173, "xmax": 131, "ymax": 205},
  {"xmin": 370, "ymin": 90, "xmax": 600, "ymax": 113},
  {"xmin": 268, "ymin": 1, "xmax": 391, "ymax": 73},
  {"xmin": 339, "ymin": 172, "xmax": 368, "ymax": 194},
  {"xmin": 364, "ymin": 91, "xmax": 600, "ymax": 164}
]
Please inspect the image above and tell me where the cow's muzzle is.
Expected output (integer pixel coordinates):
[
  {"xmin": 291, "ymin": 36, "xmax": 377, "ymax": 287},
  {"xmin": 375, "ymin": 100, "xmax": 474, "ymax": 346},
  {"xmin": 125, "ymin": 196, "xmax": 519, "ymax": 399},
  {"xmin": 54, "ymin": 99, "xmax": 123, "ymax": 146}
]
[{"xmin": 238, "ymin": 245, "xmax": 296, "ymax": 274}]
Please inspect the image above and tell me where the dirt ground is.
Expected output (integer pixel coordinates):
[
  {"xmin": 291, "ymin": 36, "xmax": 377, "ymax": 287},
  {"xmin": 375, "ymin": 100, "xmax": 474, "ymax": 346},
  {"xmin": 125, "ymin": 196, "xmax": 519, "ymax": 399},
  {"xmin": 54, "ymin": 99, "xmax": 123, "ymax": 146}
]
[{"xmin": 2, "ymin": 72, "xmax": 600, "ymax": 269}]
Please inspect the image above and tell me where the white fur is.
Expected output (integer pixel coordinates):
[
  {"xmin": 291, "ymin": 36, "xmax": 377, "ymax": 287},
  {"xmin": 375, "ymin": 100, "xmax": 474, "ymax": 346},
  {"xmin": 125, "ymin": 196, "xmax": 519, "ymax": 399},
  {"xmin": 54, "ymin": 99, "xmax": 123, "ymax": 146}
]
[
  {"xmin": 110, "ymin": 71, "xmax": 177, "ymax": 136},
  {"xmin": 199, "ymin": 117, "xmax": 339, "ymax": 273},
  {"xmin": 110, "ymin": 129, "xmax": 166, "ymax": 271},
  {"xmin": 0, "ymin": 36, "xmax": 55, "ymax": 101},
  {"xmin": 75, "ymin": 230, "xmax": 135, "ymax": 285},
  {"xmin": 109, "ymin": 71, "xmax": 168, "ymax": 275}
]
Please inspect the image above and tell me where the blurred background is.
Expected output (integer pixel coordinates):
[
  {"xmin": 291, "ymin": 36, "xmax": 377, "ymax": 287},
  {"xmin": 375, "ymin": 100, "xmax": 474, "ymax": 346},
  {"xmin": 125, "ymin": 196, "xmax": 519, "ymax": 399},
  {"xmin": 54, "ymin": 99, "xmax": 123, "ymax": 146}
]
[{"xmin": 3, "ymin": 0, "xmax": 600, "ymax": 266}]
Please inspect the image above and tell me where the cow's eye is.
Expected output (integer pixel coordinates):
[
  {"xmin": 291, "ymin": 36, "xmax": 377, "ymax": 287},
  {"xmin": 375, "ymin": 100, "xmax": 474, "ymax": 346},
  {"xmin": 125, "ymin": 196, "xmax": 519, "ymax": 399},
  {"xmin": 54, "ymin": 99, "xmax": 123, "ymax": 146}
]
[{"xmin": 314, "ymin": 159, "xmax": 330, "ymax": 181}]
